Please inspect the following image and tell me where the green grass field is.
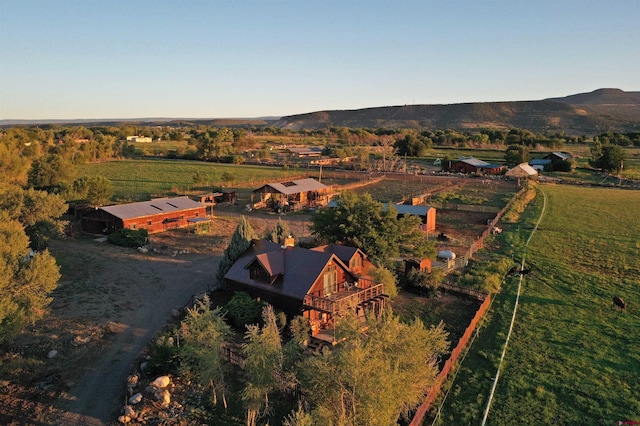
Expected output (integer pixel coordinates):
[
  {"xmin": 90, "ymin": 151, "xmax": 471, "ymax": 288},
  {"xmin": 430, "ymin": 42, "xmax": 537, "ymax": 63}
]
[
  {"xmin": 75, "ymin": 160, "xmax": 308, "ymax": 200},
  {"xmin": 433, "ymin": 184, "xmax": 640, "ymax": 425}
]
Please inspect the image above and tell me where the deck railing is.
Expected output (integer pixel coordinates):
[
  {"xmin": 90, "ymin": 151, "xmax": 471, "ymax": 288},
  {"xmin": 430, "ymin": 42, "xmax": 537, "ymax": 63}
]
[{"xmin": 303, "ymin": 281, "xmax": 385, "ymax": 314}]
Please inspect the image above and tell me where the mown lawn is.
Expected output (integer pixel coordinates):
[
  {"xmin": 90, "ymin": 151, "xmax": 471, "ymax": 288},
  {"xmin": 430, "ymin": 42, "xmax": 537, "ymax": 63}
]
[{"xmin": 433, "ymin": 184, "xmax": 640, "ymax": 425}]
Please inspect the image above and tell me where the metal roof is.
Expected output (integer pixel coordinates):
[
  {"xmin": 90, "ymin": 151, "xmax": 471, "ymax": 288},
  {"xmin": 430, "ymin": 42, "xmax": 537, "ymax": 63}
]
[
  {"xmin": 225, "ymin": 240, "xmax": 354, "ymax": 301},
  {"xmin": 457, "ymin": 157, "xmax": 502, "ymax": 168},
  {"xmin": 382, "ymin": 203, "xmax": 433, "ymax": 216},
  {"xmin": 530, "ymin": 159, "xmax": 552, "ymax": 165},
  {"xmin": 254, "ymin": 178, "xmax": 327, "ymax": 195},
  {"xmin": 100, "ymin": 196, "xmax": 204, "ymax": 220}
]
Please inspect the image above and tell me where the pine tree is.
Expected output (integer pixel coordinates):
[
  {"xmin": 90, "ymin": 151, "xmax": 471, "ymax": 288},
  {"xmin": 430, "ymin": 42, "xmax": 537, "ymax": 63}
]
[
  {"xmin": 266, "ymin": 217, "xmax": 292, "ymax": 244},
  {"xmin": 215, "ymin": 216, "xmax": 257, "ymax": 288}
]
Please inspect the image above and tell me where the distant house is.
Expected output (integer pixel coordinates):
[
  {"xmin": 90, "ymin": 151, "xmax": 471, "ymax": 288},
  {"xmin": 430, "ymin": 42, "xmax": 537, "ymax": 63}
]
[
  {"xmin": 505, "ymin": 163, "xmax": 538, "ymax": 179},
  {"xmin": 252, "ymin": 178, "xmax": 330, "ymax": 211},
  {"xmin": 126, "ymin": 135, "xmax": 153, "ymax": 143},
  {"xmin": 224, "ymin": 239, "xmax": 386, "ymax": 339},
  {"xmin": 81, "ymin": 196, "xmax": 207, "ymax": 234},
  {"xmin": 543, "ymin": 152, "xmax": 572, "ymax": 162},
  {"xmin": 382, "ymin": 203, "xmax": 436, "ymax": 232},
  {"xmin": 285, "ymin": 147, "xmax": 323, "ymax": 158},
  {"xmin": 445, "ymin": 157, "xmax": 505, "ymax": 175}
]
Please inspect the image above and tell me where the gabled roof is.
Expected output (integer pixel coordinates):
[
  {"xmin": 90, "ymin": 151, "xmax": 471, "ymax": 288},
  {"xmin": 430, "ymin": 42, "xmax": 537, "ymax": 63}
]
[
  {"xmin": 382, "ymin": 203, "xmax": 433, "ymax": 217},
  {"xmin": 288, "ymin": 147, "xmax": 323, "ymax": 154},
  {"xmin": 100, "ymin": 196, "xmax": 204, "ymax": 220},
  {"xmin": 505, "ymin": 163, "xmax": 538, "ymax": 177},
  {"xmin": 311, "ymin": 244, "xmax": 365, "ymax": 265},
  {"xmin": 224, "ymin": 240, "xmax": 354, "ymax": 301},
  {"xmin": 545, "ymin": 151, "xmax": 572, "ymax": 160},
  {"xmin": 456, "ymin": 157, "xmax": 503, "ymax": 169},
  {"xmin": 253, "ymin": 178, "xmax": 327, "ymax": 195}
]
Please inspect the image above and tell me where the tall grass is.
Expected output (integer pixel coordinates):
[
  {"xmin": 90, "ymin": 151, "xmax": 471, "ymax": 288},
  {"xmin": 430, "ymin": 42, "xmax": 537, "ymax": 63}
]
[{"xmin": 434, "ymin": 185, "xmax": 640, "ymax": 425}]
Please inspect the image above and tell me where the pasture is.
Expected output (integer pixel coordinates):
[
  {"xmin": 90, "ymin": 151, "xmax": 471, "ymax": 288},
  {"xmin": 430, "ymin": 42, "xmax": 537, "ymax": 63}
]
[
  {"xmin": 75, "ymin": 160, "xmax": 310, "ymax": 200},
  {"xmin": 433, "ymin": 184, "xmax": 640, "ymax": 424}
]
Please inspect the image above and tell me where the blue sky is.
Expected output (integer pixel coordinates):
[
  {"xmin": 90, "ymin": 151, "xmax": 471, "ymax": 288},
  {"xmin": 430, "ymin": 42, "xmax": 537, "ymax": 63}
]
[{"xmin": 1, "ymin": 0, "xmax": 638, "ymax": 119}]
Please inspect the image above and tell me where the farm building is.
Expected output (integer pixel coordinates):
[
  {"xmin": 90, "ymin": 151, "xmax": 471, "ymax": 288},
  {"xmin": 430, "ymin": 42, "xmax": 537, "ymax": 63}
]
[
  {"xmin": 445, "ymin": 157, "xmax": 505, "ymax": 175},
  {"xmin": 529, "ymin": 158, "xmax": 552, "ymax": 171},
  {"xmin": 81, "ymin": 196, "xmax": 208, "ymax": 235},
  {"xmin": 382, "ymin": 203, "xmax": 437, "ymax": 232},
  {"xmin": 252, "ymin": 178, "xmax": 330, "ymax": 212},
  {"xmin": 544, "ymin": 151, "xmax": 572, "ymax": 162},
  {"xmin": 505, "ymin": 163, "xmax": 538, "ymax": 179},
  {"xmin": 224, "ymin": 239, "xmax": 385, "ymax": 340},
  {"xmin": 283, "ymin": 147, "xmax": 323, "ymax": 158}
]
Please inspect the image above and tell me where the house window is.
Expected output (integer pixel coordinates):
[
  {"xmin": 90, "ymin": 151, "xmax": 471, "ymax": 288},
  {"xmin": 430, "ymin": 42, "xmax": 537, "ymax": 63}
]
[
  {"xmin": 195, "ymin": 212, "xmax": 199, "ymax": 217},
  {"xmin": 180, "ymin": 215, "xmax": 184, "ymax": 219},
  {"xmin": 131, "ymin": 224, "xmax": 136, "ymax": 229},
  {"xmin": 147, "ymin": 220, "xmax": 152, "ymax": 225},
  {"xmin": 323, "ymin": 265, "xmax": 337, "ymax": 295},
  {"xmin": 250, "ymin": 265, "xmax": 270, "ymax": 283}
]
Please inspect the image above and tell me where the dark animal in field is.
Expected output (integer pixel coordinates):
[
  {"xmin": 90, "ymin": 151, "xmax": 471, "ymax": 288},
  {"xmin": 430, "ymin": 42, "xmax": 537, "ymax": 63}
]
[
  {"xmin": 612, "ymin": 296, "xmax": 627, "ymax": 311},
  {"xmin": 437, "ymin": 232, "xmax": 450, "ymax": 242},
  {"xmin": 519, "ymin": 268, "xmax": 532, "ymax": 276},
  {"xmin": 506, "ymin": 266, "xmax": 520, "ymax": 276}
]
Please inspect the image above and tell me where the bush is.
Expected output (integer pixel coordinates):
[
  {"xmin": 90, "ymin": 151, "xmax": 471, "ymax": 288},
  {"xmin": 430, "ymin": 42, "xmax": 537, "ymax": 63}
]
[
  {"xmin": 107, "ymin": 228, "xmax": 149, "ymax": 248},
  {"xmin": 224, "ymin": 292, "xmax": 263, "ymax": 327},
  {"xmin": 406, "ymin": 268, "xmax": 443, "ymax": 296}
]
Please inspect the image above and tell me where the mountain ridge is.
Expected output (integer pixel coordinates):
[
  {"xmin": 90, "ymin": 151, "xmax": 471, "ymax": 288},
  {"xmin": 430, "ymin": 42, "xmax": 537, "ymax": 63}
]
[{"xmin": 274, "ymin": 88, "xmax": 640, "ymax": 134}]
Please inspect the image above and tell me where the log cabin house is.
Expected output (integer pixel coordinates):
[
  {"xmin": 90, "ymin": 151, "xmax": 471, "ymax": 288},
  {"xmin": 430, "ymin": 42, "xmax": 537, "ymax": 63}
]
[{"xmin": 223, "ymin": 239, "xmax": 387, "ymax": 344}]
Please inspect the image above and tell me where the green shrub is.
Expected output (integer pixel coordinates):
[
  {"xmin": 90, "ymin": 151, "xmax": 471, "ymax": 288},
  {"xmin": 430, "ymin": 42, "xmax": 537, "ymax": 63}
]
[
  {"xmin": 107, "ymin": 228, "xmax": 149, "ymax": 248},
  {"xmin": 224, "ymin": 292, "xmax": 263, "ymax": 327}
]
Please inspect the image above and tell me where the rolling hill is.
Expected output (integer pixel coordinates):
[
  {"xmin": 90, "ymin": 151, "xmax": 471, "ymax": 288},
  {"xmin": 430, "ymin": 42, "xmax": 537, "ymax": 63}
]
[{"xmin": 274, "ymin": 88, "xmax": 640, "ymax": 134}]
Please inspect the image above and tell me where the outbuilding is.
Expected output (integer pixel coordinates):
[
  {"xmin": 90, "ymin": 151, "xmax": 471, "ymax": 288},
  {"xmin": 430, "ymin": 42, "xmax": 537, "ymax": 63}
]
[
  {"xmin": 252, "ymin": 178, "xmax": 330, "ymax": 211},
  {"xmin": 382, "ymin": 203, "xmax": 437, "ymax": 232},
  {"xmin": 81, "ymin": 196, "xmax": 207, "ymax": 234},
  {"xmin": 505, "ymin": 163, "xmax": 538, "ymax": 179},
  {"xmin": 445, "ymin": 157, "xmax": 505, "ymax": 175}
]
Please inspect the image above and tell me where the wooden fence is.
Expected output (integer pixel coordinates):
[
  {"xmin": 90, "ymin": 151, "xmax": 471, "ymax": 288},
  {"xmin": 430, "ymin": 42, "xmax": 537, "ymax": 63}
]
[{"xmin": 409, "ymin": 294, "xmax": 493, "ymax": 426}]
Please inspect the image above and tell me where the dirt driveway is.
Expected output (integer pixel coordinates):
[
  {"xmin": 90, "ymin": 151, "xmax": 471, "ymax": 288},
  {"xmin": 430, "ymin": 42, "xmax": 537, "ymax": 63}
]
[{"xmin": 41, "ymin": 236, "xmax": 219, "ymax": 424}]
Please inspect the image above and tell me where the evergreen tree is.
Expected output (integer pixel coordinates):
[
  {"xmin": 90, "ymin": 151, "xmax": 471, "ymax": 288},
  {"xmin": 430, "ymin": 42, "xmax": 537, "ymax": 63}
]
[
  {"xmin": 266, "ymin": 217, "xmax": 293, "ymax": 244},
  {"xmin": 215, "ymin": 216, "xmax": 257, "ymax": 288}
]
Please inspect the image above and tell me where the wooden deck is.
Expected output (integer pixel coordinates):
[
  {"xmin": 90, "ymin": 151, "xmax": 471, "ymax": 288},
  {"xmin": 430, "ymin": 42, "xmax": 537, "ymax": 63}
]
[{"xmin": 302, "ymin": 282, "xmax": 386, "ymax": 315}]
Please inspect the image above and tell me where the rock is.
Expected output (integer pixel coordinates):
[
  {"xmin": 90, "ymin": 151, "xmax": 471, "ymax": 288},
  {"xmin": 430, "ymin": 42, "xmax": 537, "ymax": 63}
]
[
  {"xmin": 139, "ymin": 361, "xmax": 148, "ymax": 372},
  {"xmin": 150, "ymin": 375, "xmax": 171, "ymax": 389},
  {"xmin": 127, "ymin": 375, "xmax": 138, "ymax": 386},
  {"xmin": 118, "ymin": 415, "xmax": 131, "ymax": 424},
  {"xmin": 154, "ymin": 389, "xmax": 171, "ymax": 407},
  {"xmin": 171, "ymin": 308, "xmax": 180, "ymax": 317},
  {"xmin": 128, "ymin": 393, "xmax": 143, "ymax": 404},
  {"xmin": 47, "ymin": 350, "xmax": 58, "ymax": 359},
  {"xmin": 123, "ymin": 405, "xmax": 136, "ymax": 418}
]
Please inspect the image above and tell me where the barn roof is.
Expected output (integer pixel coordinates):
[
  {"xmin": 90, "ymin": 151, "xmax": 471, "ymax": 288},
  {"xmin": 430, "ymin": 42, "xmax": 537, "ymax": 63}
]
[
  {"xmin": 100, "ymin": 196, "xmax": 204, "ymax": 220},
  {"xmin": 225, "ymin": 240, "xmax": 354, "ymax": 301},
  {"xmin": 253, "ymin": 178, "xmax": 327, "ymax": 195},
  {"xmin": 457, "ymin": 157, "xmax": 503, "ymax": 169},
  {"xmin": 382, "ymin": 203, "xmax": 433, "ymax": 217}
]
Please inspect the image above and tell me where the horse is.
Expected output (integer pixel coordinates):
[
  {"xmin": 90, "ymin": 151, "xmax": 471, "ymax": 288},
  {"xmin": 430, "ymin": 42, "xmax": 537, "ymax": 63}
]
[{"xmin": 612, "ymin": 296, "xmax": 627, "ymax": 311}]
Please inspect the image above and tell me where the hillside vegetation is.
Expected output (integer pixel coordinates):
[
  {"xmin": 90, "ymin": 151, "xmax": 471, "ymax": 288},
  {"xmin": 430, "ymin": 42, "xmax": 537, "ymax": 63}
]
[{"xmin": 275, "ymin": 89, "xmax": 640, "ymax": 134}]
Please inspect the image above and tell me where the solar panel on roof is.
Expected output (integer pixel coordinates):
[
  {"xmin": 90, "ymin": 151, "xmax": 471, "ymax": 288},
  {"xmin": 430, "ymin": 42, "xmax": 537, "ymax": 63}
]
[{"xmin": 281, "ymin": 181, "xmax": 297, "ymax": 187}]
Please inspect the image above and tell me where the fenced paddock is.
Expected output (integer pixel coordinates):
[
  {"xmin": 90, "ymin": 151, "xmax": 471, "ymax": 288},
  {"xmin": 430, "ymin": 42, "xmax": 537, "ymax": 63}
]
[{"xmin": 409, "ymin": 293, "xmax": 492, "ymax": 425}]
